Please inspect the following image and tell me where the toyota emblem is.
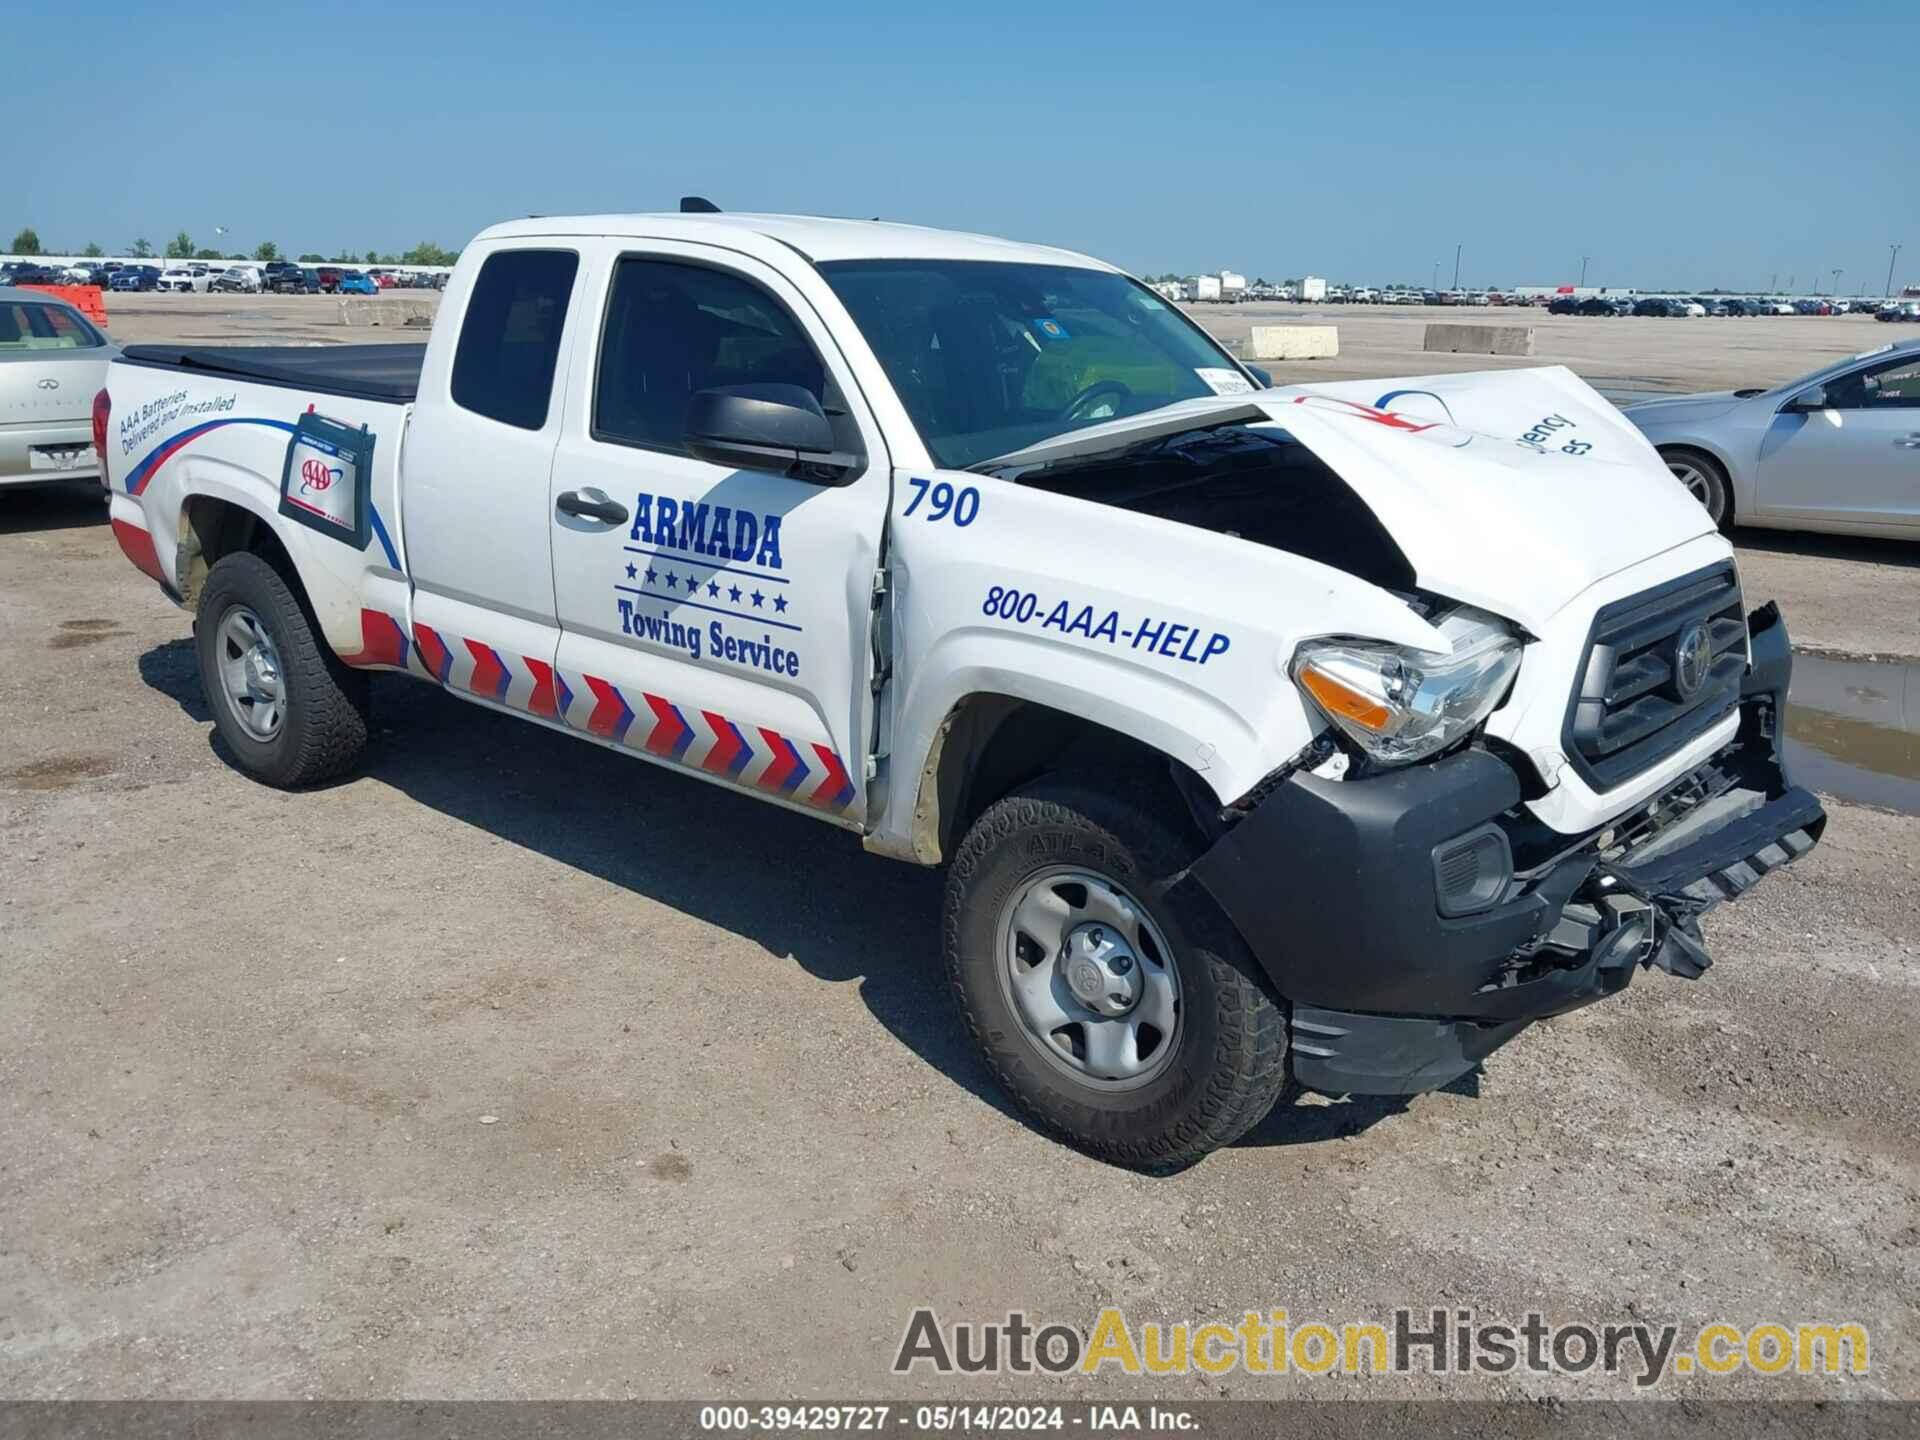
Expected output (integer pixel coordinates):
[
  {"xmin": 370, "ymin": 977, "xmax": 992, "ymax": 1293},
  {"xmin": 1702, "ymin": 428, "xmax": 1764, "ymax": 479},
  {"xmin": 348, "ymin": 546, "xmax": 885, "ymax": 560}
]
[
  {"xmin": 37, "ymin": 378, "xmax": 59, "ymax": 390},
  {"xmin": 1673, "ymin": 622, "xmax": 1712, "ymax": 699}
]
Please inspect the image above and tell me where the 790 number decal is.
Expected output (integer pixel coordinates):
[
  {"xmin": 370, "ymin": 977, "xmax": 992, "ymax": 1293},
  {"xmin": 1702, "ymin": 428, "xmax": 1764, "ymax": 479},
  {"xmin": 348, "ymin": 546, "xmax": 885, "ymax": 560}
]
[{"xmin": 903, "ymin": 477, "xmax": 980, "ymax": 526}]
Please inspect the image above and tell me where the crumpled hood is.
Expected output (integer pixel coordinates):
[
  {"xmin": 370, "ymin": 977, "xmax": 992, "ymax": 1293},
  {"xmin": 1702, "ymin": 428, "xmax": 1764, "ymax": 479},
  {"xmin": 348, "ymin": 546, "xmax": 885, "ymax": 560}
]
[{"xmin": 992, "ymin": 365, "xmax": 1719, "ymax": 634}]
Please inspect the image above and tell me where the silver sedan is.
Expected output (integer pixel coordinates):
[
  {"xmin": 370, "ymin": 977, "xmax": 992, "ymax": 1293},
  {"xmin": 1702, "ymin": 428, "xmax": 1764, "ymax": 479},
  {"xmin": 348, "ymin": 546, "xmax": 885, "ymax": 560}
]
[
  {"xmin": 1625, "ymin": 338, "xmax": 1920, "ymax": 540},
  {"xmin": 0, "ymin": 285, "xmax": 119, "ymax": 490}
]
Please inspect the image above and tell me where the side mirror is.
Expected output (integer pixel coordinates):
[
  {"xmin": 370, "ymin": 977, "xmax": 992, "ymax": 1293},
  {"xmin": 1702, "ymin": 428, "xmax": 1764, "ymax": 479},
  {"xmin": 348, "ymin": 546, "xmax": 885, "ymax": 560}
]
[
  {"xmin": 1246, "ymin": 365, "xmax": 1274, "ymax": 388},
  {"xmin": 686, "ymin": 384, "xmax": 855, "ymax": 481},
  {"xmin": 1783, "ymin": 386, "xmax": 1828, "ymax": 413}
]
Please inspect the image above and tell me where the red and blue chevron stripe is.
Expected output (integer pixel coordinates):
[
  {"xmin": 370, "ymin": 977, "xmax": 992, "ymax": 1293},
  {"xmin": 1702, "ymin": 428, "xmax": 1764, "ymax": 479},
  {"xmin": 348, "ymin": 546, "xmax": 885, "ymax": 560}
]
[
  {"xmin": 332, "ymin": 610, "xmax": 856, "ymax": 816},
  {"xmin": 464, "ymin": 640, "xmax": 513, "ymax": 703}
]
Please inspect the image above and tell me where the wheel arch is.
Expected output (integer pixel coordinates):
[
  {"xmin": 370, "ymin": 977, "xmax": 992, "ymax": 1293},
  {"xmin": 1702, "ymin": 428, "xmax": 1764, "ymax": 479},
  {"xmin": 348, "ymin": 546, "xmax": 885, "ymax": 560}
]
[
  {"xmin": 892, "ymin": 690, "xmax": 1227, "ymax": 867},
  {"xmin": 177, "ymin": 491, "xmax": 298, "ymax": 612},
  {"xmin": 1654, "ymin": 441, "xmax": 1738, "ymax": 526}
]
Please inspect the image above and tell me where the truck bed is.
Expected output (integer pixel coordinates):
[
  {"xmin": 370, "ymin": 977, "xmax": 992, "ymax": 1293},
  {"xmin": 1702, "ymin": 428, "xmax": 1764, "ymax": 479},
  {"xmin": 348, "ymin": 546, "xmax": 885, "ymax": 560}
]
[{"xmin": 118, "ymin": 343, "xmax": 426, "ymax": 403}]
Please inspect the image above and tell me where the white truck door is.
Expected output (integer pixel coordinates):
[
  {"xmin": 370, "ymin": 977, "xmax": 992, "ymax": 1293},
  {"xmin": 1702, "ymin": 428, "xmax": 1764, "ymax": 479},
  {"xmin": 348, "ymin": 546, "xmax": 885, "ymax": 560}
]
[
  {"xmin": 547, "ymin": 242, "xmax": 889, "ymax": 824},
  {"xmin": 401, "ymin": 244, "xmax": 587, "ymax": 715}
]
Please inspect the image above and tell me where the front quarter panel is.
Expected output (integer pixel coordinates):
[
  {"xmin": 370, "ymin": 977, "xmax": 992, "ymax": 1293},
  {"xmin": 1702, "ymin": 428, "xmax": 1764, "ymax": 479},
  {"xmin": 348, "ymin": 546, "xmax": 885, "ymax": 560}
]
[{"xmin": 878, "ymin": 467, "xmax": 1446, "ymax": 846}]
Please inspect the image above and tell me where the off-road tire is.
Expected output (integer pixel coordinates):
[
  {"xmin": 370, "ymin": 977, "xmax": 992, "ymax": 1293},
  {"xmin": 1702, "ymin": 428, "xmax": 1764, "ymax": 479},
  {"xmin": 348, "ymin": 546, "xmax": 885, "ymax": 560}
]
[
  {"xmin": 195, "ymin": 551, "xmax": 369, "ymax": 787},
  {"xmin": 944, "ymin": 776, "xmax": 1293, "ymax": 1171}
]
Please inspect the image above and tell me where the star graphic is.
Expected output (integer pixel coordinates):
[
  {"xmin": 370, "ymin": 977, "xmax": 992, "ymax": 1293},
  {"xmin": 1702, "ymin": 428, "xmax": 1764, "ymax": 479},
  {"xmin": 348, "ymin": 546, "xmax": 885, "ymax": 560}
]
[
  {"xmin": 685, "ymin": 572, "xmax": 700, "ymax": 592},
  {"xmin": 625, "ymin": 562, "xmax": 637, "ymax": 580},
  {"xmin": 665, "ymin": 572, "xmax": 679, "ymax": 589},
  {"xmin": 707, "ymin": 581, "xmax": 720, "ymax": 598},
  {"xmin": 728, "ymin": 584, "xmax": 743, "ymax": 603},
  {"xmin": 751, "ymin": 590, "xmax": 765, "ymax": 608},
  {"xmin": 773, "ymin": 594, "xmax": 789, "ymax": 614},
  {"xmin": 645, "ymin": 567, "xmax": 658, "ymax": 584}
]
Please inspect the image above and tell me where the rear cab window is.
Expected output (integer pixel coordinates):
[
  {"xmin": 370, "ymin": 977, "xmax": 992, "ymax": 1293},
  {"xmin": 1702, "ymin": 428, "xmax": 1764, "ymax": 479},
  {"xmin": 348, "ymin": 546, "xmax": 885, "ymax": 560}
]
[{"xmin": 451, "ymin": 249, "xmax": 581, "ymax": 430}]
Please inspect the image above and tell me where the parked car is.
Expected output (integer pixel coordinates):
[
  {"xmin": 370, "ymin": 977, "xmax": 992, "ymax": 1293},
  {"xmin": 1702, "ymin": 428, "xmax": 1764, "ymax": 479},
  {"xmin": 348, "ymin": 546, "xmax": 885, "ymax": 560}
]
[
  {"xmin": 336, "ymin": 270, "xmax": 378, "ymax": 295},
  {"xmin": 212, "ymin": 267, "xmax": 261, "ymax": 293},
  {"xmin": 1546, "ymin": 295, "xmax": 1578, "ymax": 315},
  {"xmin": 0, "ymin": 285, "xmax": 118, "ymax": 490},
  {"xmin": 1576, "ymin": 296, "xmax": 1627, "ymax": 316},
  {"xmin": 100, "ymin": 208, "xmax": 1826, "ymax": 1167},
  {"xmin": 1760, "ymin": 300, "xmax": 1796, "ymax": 316},
  {"xmin": 156, "ymin": 267, "xmax": 203, "ymax": 294},
  {"xmin": 109, "ymin": 265, "xmax": 161, "ymax": 292},
  {"xmin": 1634, "ymin": 298, "xmax": 1682, "ymax": 317},
  {"xmin": 299, "ymin": 267, "xmax": 322, "ymax": 294},
  {"xmin": 315, "ymin": 266, "xmax": 344, "ymax": 293},
  {"xmin": 373, "ymin": 271, "xmax": 398, "ymax": 289},
  {"xmin": 259, "ymin": 261, "xmax": 305, "ymax": 294},
  {"xmin": 1625, "ymin": 338, "xmax": 1920, "ymax": 537},
  {"xmin": 0, "ymin": 263, "xmax": 63, "ymax": 287}
]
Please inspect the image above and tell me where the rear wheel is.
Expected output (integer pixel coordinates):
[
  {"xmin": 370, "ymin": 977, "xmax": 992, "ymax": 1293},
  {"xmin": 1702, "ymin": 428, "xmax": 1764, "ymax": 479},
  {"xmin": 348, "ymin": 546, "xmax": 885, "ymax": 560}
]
[
  {"xmin": 195, "ymin": 551, "xmax": 369, "ymax": 787},
  {"xmin": 1661, "ymin": 448, "xmax": 1732, "ymax": 529},
  {"xmin": 944, "ymin": 776, "xmax": 1292, "ymax": 1170}
]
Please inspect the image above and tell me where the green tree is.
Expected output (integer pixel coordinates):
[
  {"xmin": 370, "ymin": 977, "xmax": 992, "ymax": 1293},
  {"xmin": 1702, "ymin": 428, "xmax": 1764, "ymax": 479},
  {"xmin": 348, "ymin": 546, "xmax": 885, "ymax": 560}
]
[
  {"xmin": 366, "ymin": 249, "xmax": 385, "ymax": 266},
  {"xmin": 83, "ymin": 242, "xmax": 105, "ymax": 258},
  {"xmin": 253, "ymin": 241, "xmax": 279, "ymax": 262},
  {"xmin": 166, "ymin": 231, "xmax": 195, "ymax": 260},
  {"xmin": 10, "ymin": 226, "xmax": 43, "ymax": 255},
  {"xmin": 130, "ymin": 237, "xmax": 154, "ymax": 258},
  {"xmin": 402, "ymin": 241, "xmax": 458, "ymax": 267},
  {"xmin": 227, "ymin": 252, "xmax": 246, "ymax": 262},
  {"xmin": 195, "ymin": 249, "xmax": 223, "ymax": 260},
  {"xmin": 297, "ymin": 253, "xmax": 324, "ymax": 263}
]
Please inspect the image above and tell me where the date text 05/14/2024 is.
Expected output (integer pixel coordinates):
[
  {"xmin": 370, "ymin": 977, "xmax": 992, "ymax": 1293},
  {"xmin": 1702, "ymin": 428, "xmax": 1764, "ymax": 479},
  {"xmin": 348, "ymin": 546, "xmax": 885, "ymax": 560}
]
[{"xmin": 982, "ymin": 586, "xmax": 1230, "ymax": 666}]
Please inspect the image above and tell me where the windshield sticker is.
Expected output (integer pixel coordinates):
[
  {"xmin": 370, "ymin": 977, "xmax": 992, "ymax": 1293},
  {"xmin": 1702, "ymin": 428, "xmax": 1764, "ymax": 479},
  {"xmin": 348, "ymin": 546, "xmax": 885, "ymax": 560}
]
[
  {"xmin": 1196, "ymin": 368, "xmax": 1255, "ymax": 397},
  {"xmin": 1031, "ymin": 316, "xmax": 1071, "ymax": 343}
]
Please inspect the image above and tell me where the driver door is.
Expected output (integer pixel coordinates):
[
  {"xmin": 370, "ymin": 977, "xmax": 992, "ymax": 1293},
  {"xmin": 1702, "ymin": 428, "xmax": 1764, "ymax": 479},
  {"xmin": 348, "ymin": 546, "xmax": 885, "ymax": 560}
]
[
  {"xmin": 1756, "ymin": 353, "xmax": 1920, "ymax": 529},
  {"xmin": 545, "ymin": 241, "xmax": 891, "ymax": 824}
]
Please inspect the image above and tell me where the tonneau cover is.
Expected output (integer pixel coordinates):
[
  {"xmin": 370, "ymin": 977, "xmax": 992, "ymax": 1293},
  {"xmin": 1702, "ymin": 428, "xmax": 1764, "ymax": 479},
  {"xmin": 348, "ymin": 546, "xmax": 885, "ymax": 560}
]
[{"xmin": 118, "ymin": 343, "xmax": 426, "ymax": 403}]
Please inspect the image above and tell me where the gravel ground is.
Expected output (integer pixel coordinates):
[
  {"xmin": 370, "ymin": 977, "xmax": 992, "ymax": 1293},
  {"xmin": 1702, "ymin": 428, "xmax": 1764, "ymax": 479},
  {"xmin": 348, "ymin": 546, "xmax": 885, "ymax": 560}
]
[
  {"xmin": 2, "ymin": 297, "xmax": 1916, "ymax": 1404},
  {"xmin": 2, "ymin": 483, "xmax": 1915, "ymax": 1403}
]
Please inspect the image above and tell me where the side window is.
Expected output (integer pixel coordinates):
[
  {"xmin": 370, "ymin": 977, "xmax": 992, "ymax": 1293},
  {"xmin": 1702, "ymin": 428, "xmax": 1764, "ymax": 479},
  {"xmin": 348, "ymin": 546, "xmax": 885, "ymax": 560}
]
[
  {"xmin": 0, "ymin": 304, "xmax": 102, "ymax": 350},
  {"xmin": 451, "ymin": 249, "xmax": 579, "ymax": 430},
  {"xmin": 593, "ymin": 258, "xmax": 828, "ymax": 454},
  {"xmin": 1865, "ymin": 358, "xmax": 1920, "ymax": 408}
]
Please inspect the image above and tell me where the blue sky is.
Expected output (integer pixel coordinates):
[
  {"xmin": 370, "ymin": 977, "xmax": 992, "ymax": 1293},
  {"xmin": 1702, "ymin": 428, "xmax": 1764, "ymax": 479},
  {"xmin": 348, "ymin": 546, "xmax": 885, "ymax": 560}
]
[{"xmin": 13, "ymin": 0, "xmax": 1917, "ymax": 291}]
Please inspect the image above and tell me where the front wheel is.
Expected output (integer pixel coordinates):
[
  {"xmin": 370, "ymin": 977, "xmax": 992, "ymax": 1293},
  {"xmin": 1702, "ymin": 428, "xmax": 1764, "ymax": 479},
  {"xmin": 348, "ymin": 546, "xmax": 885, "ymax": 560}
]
[
  {"xmin": 195, "ymin": 551, "xmax": 369, "ymax": 787},
  {"xmin": 1661, "ymin": 448, "xmax": 1732, "ymax": 529},
  {"xmin": 944, "ymin": 777, "xmax": 1292, "ymax": 1170}
]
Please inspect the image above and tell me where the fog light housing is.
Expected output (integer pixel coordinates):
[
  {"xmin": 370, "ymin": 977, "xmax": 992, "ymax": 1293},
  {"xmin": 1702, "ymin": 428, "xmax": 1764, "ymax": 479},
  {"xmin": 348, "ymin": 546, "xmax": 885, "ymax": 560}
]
[{"xmin": 1430, "ymin": 824, "xmax": 1513, "ymax": 917}]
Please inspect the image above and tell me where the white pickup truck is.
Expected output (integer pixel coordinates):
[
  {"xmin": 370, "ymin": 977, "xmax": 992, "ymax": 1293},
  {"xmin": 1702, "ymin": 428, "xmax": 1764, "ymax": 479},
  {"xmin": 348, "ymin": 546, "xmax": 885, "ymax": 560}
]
[{"xmin": 101, "ymin": 208, "xmax": 1825, "ymax": 1169}]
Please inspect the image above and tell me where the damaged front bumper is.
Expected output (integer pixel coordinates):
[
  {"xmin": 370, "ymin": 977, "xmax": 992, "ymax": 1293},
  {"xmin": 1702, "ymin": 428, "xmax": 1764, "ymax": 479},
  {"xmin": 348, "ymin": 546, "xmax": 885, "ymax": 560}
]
[{"xmin": 1190, "ymin": 602, "xmax": 1826, "ymax": 1096}]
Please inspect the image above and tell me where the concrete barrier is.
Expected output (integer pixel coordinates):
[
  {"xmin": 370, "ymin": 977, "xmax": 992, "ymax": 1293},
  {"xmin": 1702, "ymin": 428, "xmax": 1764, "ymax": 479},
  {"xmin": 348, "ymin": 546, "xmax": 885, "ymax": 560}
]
[
  {"xmin": 1422, "ymin": 323, "xmax": 1534, "ymax": 356},
  {"xmin": 1245, "ymin": 325, "xmax": 1339, "ymax": 361},
  {"xmin": 336, "ymin": 297, "xmax": 436, "ymax": 328}
]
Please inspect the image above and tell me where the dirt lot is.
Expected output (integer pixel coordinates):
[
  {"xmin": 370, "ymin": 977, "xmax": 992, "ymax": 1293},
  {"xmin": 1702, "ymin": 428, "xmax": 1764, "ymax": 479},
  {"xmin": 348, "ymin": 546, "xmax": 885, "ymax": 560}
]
[{"xmin": 2, "ymin": 294, "xmax": 1917, "ymax": 1403}]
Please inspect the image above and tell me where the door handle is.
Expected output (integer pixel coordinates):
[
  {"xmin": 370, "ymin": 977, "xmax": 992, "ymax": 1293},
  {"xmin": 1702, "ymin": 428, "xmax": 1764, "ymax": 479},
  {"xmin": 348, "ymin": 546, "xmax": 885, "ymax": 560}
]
[{"xmin": 556, "ymin": 489, "xmax": 629, "ymax": 524}]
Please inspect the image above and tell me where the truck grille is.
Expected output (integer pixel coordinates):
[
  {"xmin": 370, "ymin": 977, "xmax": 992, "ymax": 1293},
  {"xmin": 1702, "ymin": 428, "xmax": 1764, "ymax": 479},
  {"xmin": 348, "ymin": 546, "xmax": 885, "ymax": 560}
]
[{"xmin": 1564, "ymin": 563, "xmax": 1746, "ymax": 791}]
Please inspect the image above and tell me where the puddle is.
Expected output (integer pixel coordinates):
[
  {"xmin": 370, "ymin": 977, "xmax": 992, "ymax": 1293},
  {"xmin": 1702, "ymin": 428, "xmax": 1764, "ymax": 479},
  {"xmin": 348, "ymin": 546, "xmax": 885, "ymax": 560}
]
[{"xmin": 1785, "ymin": 653, "xmax": 1920, "ymax": 817}]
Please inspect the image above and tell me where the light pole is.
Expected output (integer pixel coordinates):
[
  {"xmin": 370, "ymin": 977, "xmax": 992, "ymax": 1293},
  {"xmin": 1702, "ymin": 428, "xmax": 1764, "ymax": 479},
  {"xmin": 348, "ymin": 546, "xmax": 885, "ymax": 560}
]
[
  {"xmin": 1579, "ymin": 255, "xmax": 1590, "ymax": 287},
  {"xmin": 1431, "ymin": 261, "xmax": 1439, "ymax": 290},
  {"xmin": 1890, "ymin": 244, "xmax": 1904, "ymax": 298},
  {"xmin": 1831, "ymin": 268, "xmax": 1842, "ymax": 297},
  {"xmin": 1452, "ymin": 243, "xmax": 1461, "ymax": 290}
]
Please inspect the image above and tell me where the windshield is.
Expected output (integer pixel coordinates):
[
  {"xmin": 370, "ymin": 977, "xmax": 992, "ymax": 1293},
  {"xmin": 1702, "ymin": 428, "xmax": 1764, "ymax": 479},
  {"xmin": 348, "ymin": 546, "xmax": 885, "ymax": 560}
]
[{"xmin": 818, "ymin": 260, "xmax": 1251, "ymax": 469}]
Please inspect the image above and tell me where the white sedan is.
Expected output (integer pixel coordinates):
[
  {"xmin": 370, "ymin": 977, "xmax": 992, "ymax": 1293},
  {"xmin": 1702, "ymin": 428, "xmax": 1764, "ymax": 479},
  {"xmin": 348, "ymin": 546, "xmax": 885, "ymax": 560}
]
[{"xmin": 0, "ymin": 286, "xmax": 118, "ymax": 489}]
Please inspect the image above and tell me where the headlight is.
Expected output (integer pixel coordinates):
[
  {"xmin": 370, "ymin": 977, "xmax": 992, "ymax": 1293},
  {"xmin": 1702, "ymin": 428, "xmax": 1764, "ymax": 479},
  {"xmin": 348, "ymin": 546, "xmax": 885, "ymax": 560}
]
[{"xmin": 1291, "ymin": 607, "xmax": 1522, "ymax": 766}]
